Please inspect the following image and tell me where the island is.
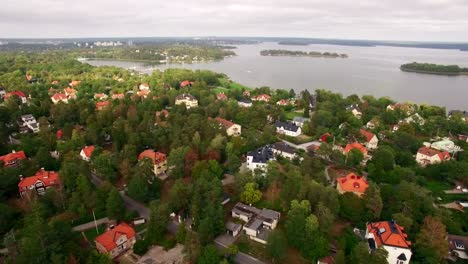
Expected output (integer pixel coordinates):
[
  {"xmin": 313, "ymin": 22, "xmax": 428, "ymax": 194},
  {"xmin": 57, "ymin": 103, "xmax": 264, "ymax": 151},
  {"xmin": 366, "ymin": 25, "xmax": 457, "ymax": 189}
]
[
  {"xmin": 400, "ymin": 62, "xmax": 468, "ymax": 76},
  {"xmin": 260, "ymin": 49, "xmax": 348, "ymax": 58}
]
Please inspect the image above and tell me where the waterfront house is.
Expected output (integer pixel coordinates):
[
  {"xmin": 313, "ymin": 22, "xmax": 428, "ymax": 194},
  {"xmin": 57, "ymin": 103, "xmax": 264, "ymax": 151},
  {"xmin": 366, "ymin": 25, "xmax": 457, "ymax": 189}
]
[
  {"xmin": 366, "ymin": 221, "xmax": 412, "ymax": 264},
  {"xmin": 0, "ymin": 150, "xmax": 27, "ymax": 167},
  {"xmin": 138, "ymin": 150, "xmax": 167, "ymax": 176},
  {"xmin": 80, "ymin": 146, "xmax": 95, "ymax": 162},
  {"xmin": 275, "ymin": 121, "xmax": 302, "ymax": 137},
  {"xmin": 95, "ymin": 223, "xmax": 136, "ymax": 259},
  {"xmin": 175, "ymin": 93, "xmax": 198, "ymax": 109},
  {"xmin": 336, "ymin": 173, "xmax": 368, "ymax": 197},
  {"xmin": 18, "ymin": 168, "xmax": 60, "ymax": 197}
]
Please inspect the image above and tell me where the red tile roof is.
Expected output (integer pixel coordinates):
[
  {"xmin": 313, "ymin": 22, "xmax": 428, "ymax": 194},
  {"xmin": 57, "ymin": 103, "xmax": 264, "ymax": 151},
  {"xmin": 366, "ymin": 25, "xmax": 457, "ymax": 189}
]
[
  {"xmin": 138, "ymin": 150, "xmax": 166, "ymax": 165},
  {"xmin": 95, "ymin": 223, "xmax": 136, "ymax": 252},
  {"xmin": 214, "ymin": 117, "xmax": 235, "ymax": 129},
  {"xmin": 5, "ymin": 90, "xmax": 26, "ymax": 100},
  {"xmin": 217, "ymin": 93, "xmax": 228, "ymax": 100},
  {"xmin": 343, "ymin": 142, "xmax": 368, "ymax": 155},
  {"xmin": 180, "ymin": 80, "xmax": 194, "ymax": 87},
  {"xmin": 64, "ymin": 87, "xmax": 76, "ymax": 95},
  {"xmin": 320, "ymin": 132, "xmax": 331, "ymax": 142},
  {"xmin": 51, "ymin": 93, "xmax": 67, "ymax": 101},
  {"xmin": 276, "ymin": 99, "xmax": 289, "ymax": 105},
  {"xmin": 0, "ymin": 151, "xmax": 27, "ymax": 166},
  {"xmin": 111, "ymin": 93, "xmax": 124, "ymax": 99},
  {"xmin": 96, "ymin": 101, "xmax": 110, "ymax": 110},
  {"xmin": 155, "ymin": 109, "xmax": 169, "ymax": 118},
  {"xmin": 70, "ymin": 80, "xmax": 81, "ymax": 87},
  {"xmin": 256, "ymin": 94, "xmax": 271, "ymax": 101},
  {"xmin": 81, "ymin": 146, "xmax": 95, "ymax": 158},
  {"xmin": 417, "ymin": 147, "xmax": 450, "ymax": 160},
  {"xmin": 337, "ymin": 173, "xmax": 368, "ymax": 195},
  {"xmin": 18, "ymin": 169, "xmax": 60, "ymax": 190},
  {"xmin": 360, "ymin": 129, "xmax": 376, "ymax": 143},
  {"xmin": 137, "ymin": 90, "xmax": 150, "ymax": 97},
  {"xmin": 367, "ymin": 221, "xmax": 411, "ymax": 248},
  {"xmin": 56, "ymin": 130, "xmax": 63, "ymax": 139}
]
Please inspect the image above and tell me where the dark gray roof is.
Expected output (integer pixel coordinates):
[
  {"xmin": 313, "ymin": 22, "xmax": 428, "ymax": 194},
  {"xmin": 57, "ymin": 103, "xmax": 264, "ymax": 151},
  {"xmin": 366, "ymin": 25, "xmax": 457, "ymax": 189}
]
[
  {"xmin": 247, "ymin": 146, "xmax": 274, "ymax": 163},
  {"xmin": 226, "ymin": 222, "xmax": 242, "ymax": 232},
  {"xmin": 275, "ymin": 121, "xmax": 300, "ymax": 132},
  {"xmin": 246, "ymin": 218, "xmax": 263, "ymax": 231},
  {"xmin": 272, "ymin": 142, "xmax": 296, "ymax": 155},
  {"xmin": 239, "ymin": 98, "xmax": 252, "ymax": 104},
  {"xmin": 260, "ymin": 208, "xmax": 281, "ymax": 221},
  {"xmin": 346, "ymin": 104, "xmax": 360, "ymax": 111}
]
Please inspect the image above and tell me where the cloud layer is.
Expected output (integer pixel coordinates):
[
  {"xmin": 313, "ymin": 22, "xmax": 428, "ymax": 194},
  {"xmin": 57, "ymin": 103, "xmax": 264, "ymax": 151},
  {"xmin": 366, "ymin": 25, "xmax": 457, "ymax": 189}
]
[{"xmin": 1, "ymin": 0, "xmax": 468, "ymax": 41}]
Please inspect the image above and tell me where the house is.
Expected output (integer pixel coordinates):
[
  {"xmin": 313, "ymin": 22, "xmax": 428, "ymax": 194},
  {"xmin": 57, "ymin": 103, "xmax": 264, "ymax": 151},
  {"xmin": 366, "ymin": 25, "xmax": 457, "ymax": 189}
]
[
  {"xmin": 252, "ymin": 94, "xmax": 271, "ymax": 102},
  {"xmin": 94, "ymin": 93, "xmax": 108, "ymax": 100},
  {"xmin": 155, "ymin": 110, "xmax": 169, "ymax": 125},
  {"xmin": 5, "ymin": 90, "xmax": 27, "ymax": 104},
  {"xmin": 243, "ymin": 91, "xmax": 251, "ymax": 97},
  {"xmin": 346, "ymin": 104, "xmax": 362, "ymax": 118},
  {"xmin": 320, "ymin": 132, "xmax": 331, "ymax": 142},
  {"xmin": 430, "ymin": 138, "xmax": 462, "ymax": 154},
  {"xmin": 404, "ymin": 113, "xmax": 425, "ymax": 126},
  {"xmin": 226, "ymin": 222, "xmax": 242, "ymax": 237},
  {"xmin": 18, "ymin": 114, "xmax": 40, "ymax": 133},
  {"xmin": 51, "ymin": 80, "xmax": 59, "ymax": 85},
  {"xmin": 64, "ymin": 87, "xmax": 76, "ymax": 99},
  {"xmin": 111, "ymin": 93, "xmax": 125, "ymax": 100},
  {"xmin": 275, "ymin": 121, "xmax": 302, "ymax": 137},
  {"xmin": 214, "ymin": 117, "xmax": 241, "ymax": 136},
  {"xmin": 96, "ymin": 101, "xmax": 110, "ymax": 111},
  {"xmin": 366, "ymin": 221, "xmax": 412, "ymax": 264},
  {"xmin": 51, "ymin": 93, "xmax": 68, "ymax": 104},
  {"xmin": 69, "ymin": 80, "xmax": 81, "ymax": 87},
  {"xmin": 459, "ymin": 134, "xmax": 468, "ymax": 143},
  {"xmin": 276, "ymin": 99, "xmax": 290, "ymax": 106},
  {"xmin": 175, "ymin": 93, "xmax": 198, "ymax": 109},
  {"xmin": 138, "ymin": 83, "xmax": 150, "ymax": 90},
  {"xmin": 292, "ymin": 116, "xmax": 310, "ymax": 128},
  {"xmin": 136, "ymin": 89, "xmax": 150, "ymax": 98},
  {"xmin": 360, "ymin": 129, "xmax": 378, "ymax": 150},
  {"xmin": 80, "ymin": 146, "xmax": 95, "ymax": 162},
  {"xmin": 0, "ymin": 150, "xmax": 27, "ymax": 167},
  {"xmin": 343, "ymin": 142, "xmax": 368, "ymax": 156},
  {"xmin": 231, "ymin": 202, "xmax": 281, "ymax": 244},
  {"xmin": 18, "ymin": 168, "xmax": 60, "ymax": 197},
  {"xmin": 238, "ymin": 98, "xmax": 252, "ymax": 107},
  {"xmin": 180, "ymin": 80, "xmax": 194, "ymax": 88},
  {"xmin": 217, "ymin": 92, "xmax": 228, "ymax": 101},
  {"xmin": 271, "ymin": 142, "xmax": 298, "ymax": 160},
  {"xmin": 387, "ymin": 103, "xmax": 415, "ymax": 115},
  {"xmin": 95, "ymin": 223, "xmax": 136, "ymax": 258},
  {"xmin": 416, "ymin": 146, "xmax": 450, "ymax": 166},
  {"xmin": 447, "ymin": 234, "xmax": 468, "ymax": 260},
  {"xmin": 366, "ymin": 119, "xmax": 379, "ymax": 129},
  {"xmin": 246, "ymin": 146, "xmax": 275, "ymax": 172},
  {"xmin": 336, "ymin": 173, "xmax": 368, "ymax": 197},
  {"xmin": 0, "ymin": 86, "xmax": 6, "ymax": 99},
  {"xmin": 138, "ymin": 150, "xmax": 167, "ymax": 176}
]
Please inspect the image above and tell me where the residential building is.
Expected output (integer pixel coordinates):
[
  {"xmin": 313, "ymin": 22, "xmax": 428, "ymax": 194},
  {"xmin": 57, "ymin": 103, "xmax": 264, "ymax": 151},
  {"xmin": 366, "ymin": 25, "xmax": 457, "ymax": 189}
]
[
  {"xmin": 0, "ymin": 150, "xmax": 27, "ymax": 167},
  {"xmin": 416, "ymin": 146, "xmax": 451, "ymax": 166},
  {"xmin": 343, "ymin": 142, "xmax": 368, "ymax": 156},
  {"xmin": 155, "ymin": 109, "xmax": 169, "ymax": 125},
  {"xmin": 459, "ymin": 134, "xmax": 468, "ymax": 143},
  {"xmin": 51, "ymin": 93, "xmax": 68, "ymax": 104},
  {"xmin": 18, "ymin": 114, "xmax": 40, "ymax": 133},
  {"xmin": 447, "ymin": 234, "xmax": 468, "ymax": 260},
  {"xmin": 214, "ymin": 117, "xmax": 241, "ymax": 136},
  {"xmin": 238, "ymin": 98, "xmax": 252, "ymax": 107},
  {"xmin": 366, "ymin": 221, "xmax": 412, "ymax": 264},
  {"xmin": 336, "ymin": 173, "xmax": 369, "ymax": 197},
  {"xmin": 252, "ymin": 94, "xmax": 271, "ymax": 102},
  {"xmin": 111, "ymin": 93, "xmax": 125, "ymax": 100},
  {"xmin": 64, "ymin": 87, "xmax": 76, "ymax": 99},
  {"xmin": 360, "ymin": 129, "xmax": 378, "ymax": 150},
  {"xmin": 216, "ymin": 92, "xmax": 228, "ymax": 101},
  {"xmin": 387, "ymin": 103, "xmax": 416, "ymax": 115},
  {"xmin": 366, "ymin": 119, "xmax": 379, "ymax": 129},
  {"xmin": 292, "ymin": 116, "xmax": 310, "ymax": 128},
  {"xmin": 95, "ymin": 223, "xmax": 136, "ymax": 258},
  {"xmin": 276, "ymin": 99, "xmax": 290, "ymax": 106},
  {"xmin": 138, "ymin": 150, "xmax": 167, "ymax": 176},
  {"xmin": 5, "ymin": 90, "xmax": 27, "ymax": 104},
  {"xmin": 80, "ymin": 146, "xmax": 95, "ymax": 162},
  {"xmin": 448, "ymin": 110, "xmax": 468, "ymax": 122},
  {"xmin": 243, "ymin": 91, "xmax": 250, "ymax": 97},
  {"xmin": 69, "ymin": 80, "xmax": 81, "ymax": 87},
  {"xmin": 346, "ymin": 104, "xmax": 362, "ymax": 118},
  {"xmin": 275, "ymin": 121, "xmax": 302, "ymax": 137},
  {"xmin": 271, "ymin": 142, "xmax": 297, "ymax": 160},
  {"xmin": 231, "ymin": 202, "xmax": 281, "ymax": 244},
  {"xmin": 226, "ymin": 222, "xmax": 242, "ymax": 237},
  {"xmin": 180, "ymin": 80, "xmax": 194, "ymax": 88},
  {"xmin": 404, "ymin": 113, "xmax": 425, "ymax": 126},
  {"xmin": 94, "ymin": 93, "xmax": 108, "ymax": 100},
  {"xmin": 18, "ymin": 168, "xmax": 60, "ymax": 197},
  {"xmin": 246, "ymin": 146, "xmax": 275, "ymax": 172},
  {"xmin": 175, "ymin": 93, "xmax": 198, "ymax": 109},
  {"xmin": 138, "ymin": 83, "xmax": 150, "ymax": 90},
  {"xmin": 430, "ymin": 138, "xmax": 462, "ymax": 153},
  {"xmin": 136, "ymin": 89, "xmax": 150, "ymax": 98},
  {"xmin": 96, "ymin": 101, "xmax": 110, "ymax": 111}
]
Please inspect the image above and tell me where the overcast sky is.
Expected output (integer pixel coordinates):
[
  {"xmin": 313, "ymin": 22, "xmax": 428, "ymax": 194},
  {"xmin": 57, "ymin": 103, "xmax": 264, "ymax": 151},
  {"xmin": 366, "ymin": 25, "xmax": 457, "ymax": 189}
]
[{"xmin": 1, "ymin": 0, "xmax": 468, "ymax": 41}]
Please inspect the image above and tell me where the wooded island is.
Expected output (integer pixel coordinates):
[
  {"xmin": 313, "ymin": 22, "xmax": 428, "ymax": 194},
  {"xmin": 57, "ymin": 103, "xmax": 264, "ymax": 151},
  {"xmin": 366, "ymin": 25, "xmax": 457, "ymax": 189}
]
[
  {"xmin": 260, "ymin": 49, "xmax": 348, "ymax": 58},
  {"xmin": 400, "ymin": 62, "xmax": 468, "ymax": 76}
]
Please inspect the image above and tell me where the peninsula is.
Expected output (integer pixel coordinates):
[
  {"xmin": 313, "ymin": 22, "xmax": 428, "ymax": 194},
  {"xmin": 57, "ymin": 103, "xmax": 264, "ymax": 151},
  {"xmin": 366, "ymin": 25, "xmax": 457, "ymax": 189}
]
[
  {"xmin": 260, "ymin": 49, "xmax": 348, "ymax": 58},
  {"xmin": 400, "ymin": 62, "xmax": 468, "ymax": 76}
]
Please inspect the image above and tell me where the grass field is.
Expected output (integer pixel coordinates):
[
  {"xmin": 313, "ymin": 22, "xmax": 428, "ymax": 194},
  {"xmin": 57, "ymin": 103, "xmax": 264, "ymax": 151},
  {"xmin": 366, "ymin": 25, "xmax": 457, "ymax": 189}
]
[{"xmin": 83, "ymin": 224, "xmax": 106, "ymax": 243}]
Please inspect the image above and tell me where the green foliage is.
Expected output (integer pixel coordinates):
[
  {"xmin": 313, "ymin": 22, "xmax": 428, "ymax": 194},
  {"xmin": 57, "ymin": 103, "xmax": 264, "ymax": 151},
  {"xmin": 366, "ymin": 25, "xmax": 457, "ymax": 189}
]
[
  {"xmin": 240, "ymin": 182, "xmax": 262, "ymax": 205},
  {"xmin": 146, "ymin": 201, "xmax": 170, "ymax": 245},
  {"xmin": 106, "ymin": 188, "xmax": 125, "ymax": 220},
  {"xmin": 266, "ymin": 230, "xmax": 287, "ymax": 262},
  {"xmin": 401, "ymin": 62, "xmax": 468, "ymax": 74},
  {"xmin": 198, "ymin": 244, "xmax": 222, "ymax": 264}
]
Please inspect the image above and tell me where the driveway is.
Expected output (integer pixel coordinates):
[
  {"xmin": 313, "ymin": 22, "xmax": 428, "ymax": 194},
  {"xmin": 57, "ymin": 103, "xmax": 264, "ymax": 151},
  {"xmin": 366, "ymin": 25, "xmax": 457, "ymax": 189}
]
[{"xmin": 214, "ymin": 234, "xmax": 265, "ymax": 264}]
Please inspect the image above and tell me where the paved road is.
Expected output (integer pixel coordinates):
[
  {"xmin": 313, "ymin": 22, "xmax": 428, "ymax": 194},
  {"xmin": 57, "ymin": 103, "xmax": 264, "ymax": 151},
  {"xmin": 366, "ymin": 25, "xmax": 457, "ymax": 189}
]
[
  {"xmin": 72, "ymin": 217, "xmax": 111, "ymax": 232},
  {"xmin": 281, "ymin": 139, "xmax": 321, "ymax": 151}
]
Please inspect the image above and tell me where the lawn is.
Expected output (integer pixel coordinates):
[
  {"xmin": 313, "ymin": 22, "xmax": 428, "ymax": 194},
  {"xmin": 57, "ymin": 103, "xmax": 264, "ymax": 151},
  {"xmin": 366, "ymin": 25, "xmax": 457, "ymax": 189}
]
[
  {"xmin": 236, "ymin": 234, "xmax": 269, "ymax": 261},
  {"xmin": 426, "ymin": 180, "xmax": 468, "ymax": 203},
  {"xmin": 217, "ymin": 78, "xmax": 251, "ymax": 91},
  {"xmin": 83, "ymin": 224, "xmax": 107, "ymax": 243}
]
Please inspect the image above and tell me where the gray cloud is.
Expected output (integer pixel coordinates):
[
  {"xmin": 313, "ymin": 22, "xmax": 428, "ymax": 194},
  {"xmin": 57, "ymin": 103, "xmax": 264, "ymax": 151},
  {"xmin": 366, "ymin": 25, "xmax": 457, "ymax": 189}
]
[{"xmin": 1, "ymin": 0, "xmax": 468, "ymax": 41}]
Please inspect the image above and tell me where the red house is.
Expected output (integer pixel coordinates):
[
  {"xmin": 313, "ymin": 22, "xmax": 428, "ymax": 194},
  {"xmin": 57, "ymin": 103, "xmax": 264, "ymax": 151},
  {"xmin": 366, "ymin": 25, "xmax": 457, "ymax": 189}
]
[
  {"xmin": 217, "ymin": 92, "xmax": 228, "ymax": 101},
  {"xmin": 343, "ymin": 142, "xmax": 368, "ymax": 156},
  {"xmin": 138, "ymin": 150, "xmax": 167, "ymax": 176},
  {"xmin": 95, "ymin": 223, "xmax": 136, "ymax": 258},
  {"xmin": 96, "ymin": 101, "xmax": 110, "ymax": 111},
  {"xmin": 18, "ymin": 168, "xmax": 60, "ymax": 197},
  {"xmin": 0, "ymin": 150, "xmax": 27, "ymax": 167},
  {"xmin": 5, "ymin": 90, "xmax": 27, "ymax": 104}
]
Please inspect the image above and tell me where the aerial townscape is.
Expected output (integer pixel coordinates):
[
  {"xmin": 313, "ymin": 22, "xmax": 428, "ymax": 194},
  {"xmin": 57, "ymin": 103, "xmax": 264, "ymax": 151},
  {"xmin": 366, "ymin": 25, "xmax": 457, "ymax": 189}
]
[{"xmin": 0, "ymin": 42, "xmax": 467, "ymax": 264}]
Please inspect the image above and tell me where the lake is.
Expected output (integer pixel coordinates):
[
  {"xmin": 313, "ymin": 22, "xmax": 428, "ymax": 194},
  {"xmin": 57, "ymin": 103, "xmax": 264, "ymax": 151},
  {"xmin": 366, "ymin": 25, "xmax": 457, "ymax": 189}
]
[{"xmin": 86, "ymin": 42, "xmax": 468, "ymax": 110}]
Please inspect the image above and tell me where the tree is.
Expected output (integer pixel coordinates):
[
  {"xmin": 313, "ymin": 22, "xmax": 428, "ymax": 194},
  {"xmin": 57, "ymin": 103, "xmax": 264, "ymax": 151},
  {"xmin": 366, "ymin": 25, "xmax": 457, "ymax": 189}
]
[
  {"xmin": 415, "ymin": 216, "xmax": 448, "ymax": 263},
  {"xmin": 127, "ymin": 174, "xmax": 149, "ymax": 203},
  {"xmin": 350, "ymin": 242, "xmax": 388, "ymax": 264},
  {"xmin": 362, "ymin": 182, "xmax": 383, "ymax": 220},
  {"xmin": 168, "ymin": 146, "xmax": 189, "ymax": 178},
  {"xmin": 198, "ymin": 245, "xmax": 222, "ymax": 264},
  {"xmin": 266, "ymin": 230, "xmax": 287, "ymax": 263},
  {"xmin": 346, "ymin": 148, "xmax": 363, "ymax": 167},
  {"xmin": 106, "ymin": 188, "xmax": 125, "ymax": 220},
  {"xmin": 146, "ymin": 201, "xmax": 169, "ymax": 245},
  {"xmin": 371, "ymin": 146, "xmax": 395, "ymax": 171},
  {"xmin": 240, "ymin": 182, "xmax": 262, "ymax": 205}
]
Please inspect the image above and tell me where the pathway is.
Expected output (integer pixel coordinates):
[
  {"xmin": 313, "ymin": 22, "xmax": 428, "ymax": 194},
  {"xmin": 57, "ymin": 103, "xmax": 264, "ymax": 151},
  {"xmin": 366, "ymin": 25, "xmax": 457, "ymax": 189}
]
[
  {"xmin": 72, "ymin": 217, "xmax": 111, "ymax": 232},
  {"xmin": 280, "ymin": 139, "xmax": 321, "ymax": 151}
]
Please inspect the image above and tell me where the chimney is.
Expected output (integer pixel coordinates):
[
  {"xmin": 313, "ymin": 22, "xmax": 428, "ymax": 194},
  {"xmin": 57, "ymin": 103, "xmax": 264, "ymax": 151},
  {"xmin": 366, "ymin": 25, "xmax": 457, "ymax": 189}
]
[{"xmin": 19, "ymin": 175, "xmax": 23, "ymax": 181}]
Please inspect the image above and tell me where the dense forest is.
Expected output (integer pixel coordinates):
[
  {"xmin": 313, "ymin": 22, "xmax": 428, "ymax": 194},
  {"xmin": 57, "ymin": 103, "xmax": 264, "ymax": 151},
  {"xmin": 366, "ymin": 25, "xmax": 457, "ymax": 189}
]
[
  {"xmin": 0, "ymin": 50, "xmax": 467, "ymax": 264},
  {"xmin": 260, "ymin": 49, "xmax": 347, "ymax": 58},
  {"xmin": 400, "ymin": 62, "xmax": 468, "ymax": 75}
]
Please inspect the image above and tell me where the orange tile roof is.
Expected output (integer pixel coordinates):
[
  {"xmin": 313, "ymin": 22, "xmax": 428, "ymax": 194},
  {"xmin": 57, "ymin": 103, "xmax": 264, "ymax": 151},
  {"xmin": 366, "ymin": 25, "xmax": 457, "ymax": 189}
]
[
  {"xmin": 367, "ymin": 221, "xmax": 411, "ymax": 248},
  {"xmin": 64, "ymin": 87, "xmax": 76, "ymax": 95},
  {"xmin": 111, "ymin": 93, "xmax": 125, "ymax": 99},
  {"xmin": 95, "ymin": 223, "xmax": 135, "ymax": 252},
  {"xmin": 138, "ymin": 150, "xmax": 166, "ymax": 165},
  {"xmin": 0, "ymin": 151, "xmax": 27, "ymax": 166},
  {"xmin": 256, "ymin": 94, "xmax": 271, "ymax": 101},
  {"xmin": 18, "ymin": 169, "xmax": 60, "ymax": 189},
  {"xmin": 360, "ymin": 129, "xmax": 376, "ymax": 143},
  {"xmin": 137, "ymin": 90, "xmax": 150, "ymax": 97},
  {"xmin": 343, "ymin": 142, "xmax": 368, "ymax": 155},
  {"xmin": 51, "ymin": 93, "xmax": 67, "ymax": 101},
  {"xmin": 217, "ymin": 93, "xmax": 228, "ymax": 100},
  {"xmin": 180, "ymin": 80, "xmax": 194, "ymax": 87},
  {"xmin": 337, "ymin": 173, "xmax": 368, "ymax": 195},
  {"xmin": 81, "ymin": 146, "xmax": 95, "ymax": 158},
  {"xmin": 5, "ymin": 90, "xmax": 26, "ymax": 100},
  {"xmin": 70, "ymin": 80, "xmax": 81, "ymax": 87},
  {"xmin": 96, "ymin": 101, "xmax": 110, "ymax": 110},
  {"xmin": 214, "ymin": 117, "xmax": 235, "ymax": 129}
]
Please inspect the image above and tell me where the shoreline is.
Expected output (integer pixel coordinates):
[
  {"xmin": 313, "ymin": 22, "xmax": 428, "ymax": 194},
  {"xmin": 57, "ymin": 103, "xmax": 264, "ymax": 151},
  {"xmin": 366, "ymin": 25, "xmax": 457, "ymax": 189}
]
[{"xmin": 400, "ymin": 67, "xmax": 468, "ymax": 76}]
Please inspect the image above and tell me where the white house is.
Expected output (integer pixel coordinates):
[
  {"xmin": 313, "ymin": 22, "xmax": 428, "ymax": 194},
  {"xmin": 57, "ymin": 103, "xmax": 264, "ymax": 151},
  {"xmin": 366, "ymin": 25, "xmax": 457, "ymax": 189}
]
[
  {"xmin": 404, "ymin": 113, "xmax": 425, "ymax": 126},
  {"xmin": 19, "ymin": 114, "xmax": 40, "ymax": 133},
  {"xmin": 448, "ymin": 234, "xmax": 468, "ymax": 260},
  {"xmin": 366, "ymin": 221, "xmax": 412, "ymax": 264},
  {"xmin": 139, "ymin": 83, "xmax": 150, "ymax": 90},
  {"xmin": 430, "ymin": 138, "xmax": 462, "ymax": 154},
  {"xmin": 238, "ymin": 99, "xmax": 252, "ymax": 107},
  {"xmin": 415, "ymin": 146, "xmax": 451, "ymax": 166},
  {"xmin": 275, "ymin": 121, "xmax": 302, "ymax": 137},
  {"xmin": 231, "ymin": 202, "xmax": 280, "ymax": 244},
  {"xmin": 175, "ymin": 93, "xmax": 198, "ymax": 109},
  {"xmin": 271, "ymin": 142, "xmax": 298, "ymax": 160},
  {"xmin": 80, "ymin": 146, "xmax": 95, "ymax": 162},
  {"xmin": 0, "ymin": 86, "xmax": 6, "ymax": 99},
  {"xmin": 214, "ymin": 117, "xmax": 241, "ymax": 136},
  {"xmin": 360, "ymin": 129, "xmax": 378, "ymax": 150},
  {"xmin": 246, "ymin": 146, "xmax": 275, "ymax": 172},
  {"xmin": 346, "ymin": 104, "xmax": 362, "ymax": 119}
]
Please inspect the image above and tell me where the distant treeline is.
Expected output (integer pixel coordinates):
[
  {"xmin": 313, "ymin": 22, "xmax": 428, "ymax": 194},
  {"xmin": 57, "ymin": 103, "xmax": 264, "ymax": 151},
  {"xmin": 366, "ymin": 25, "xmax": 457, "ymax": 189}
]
[
  {"xmin": 400, "ymin": 62, "xmax": 468, "ymax": 75},
  {"xmin": 260, "ymin": 49, "xmax": 348, "ymax": 58}
]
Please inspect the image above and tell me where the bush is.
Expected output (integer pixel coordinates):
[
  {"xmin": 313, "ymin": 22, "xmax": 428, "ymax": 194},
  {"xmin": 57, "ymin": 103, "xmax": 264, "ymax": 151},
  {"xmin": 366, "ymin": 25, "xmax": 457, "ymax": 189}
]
[
  {"xmin": 160, "ymin": 238, "xmax": 176, "ymax": 250},
  {"xmin": 133, "ymin": 239, "xmax": 150, "ymax": 256}
]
